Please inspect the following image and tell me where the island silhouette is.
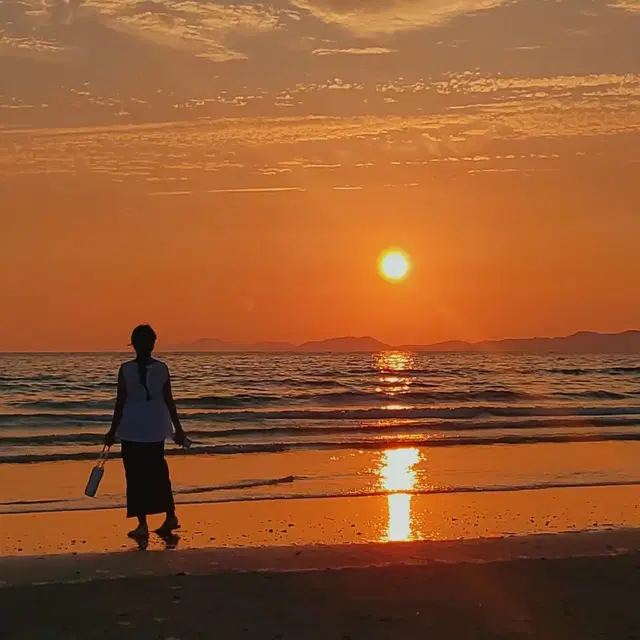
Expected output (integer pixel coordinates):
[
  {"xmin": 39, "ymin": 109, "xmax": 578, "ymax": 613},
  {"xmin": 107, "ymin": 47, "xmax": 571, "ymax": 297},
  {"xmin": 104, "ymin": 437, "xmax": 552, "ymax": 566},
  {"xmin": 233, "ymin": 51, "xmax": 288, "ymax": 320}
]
[{"xmin": 163, "ymin": 330, "xmax": 640, "ymax": 354}]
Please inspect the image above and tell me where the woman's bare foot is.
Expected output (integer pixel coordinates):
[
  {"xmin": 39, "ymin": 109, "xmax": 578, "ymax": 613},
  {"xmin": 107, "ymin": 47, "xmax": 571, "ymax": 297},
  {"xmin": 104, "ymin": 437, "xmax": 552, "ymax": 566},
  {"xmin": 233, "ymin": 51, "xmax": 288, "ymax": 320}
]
[
  {"xmin": 155, "ymin": 515, "xmax": 180, "ymax": 536},
  {"xmin": 127, "ymin": 524, "xmax": 149, "ymax": 539}
]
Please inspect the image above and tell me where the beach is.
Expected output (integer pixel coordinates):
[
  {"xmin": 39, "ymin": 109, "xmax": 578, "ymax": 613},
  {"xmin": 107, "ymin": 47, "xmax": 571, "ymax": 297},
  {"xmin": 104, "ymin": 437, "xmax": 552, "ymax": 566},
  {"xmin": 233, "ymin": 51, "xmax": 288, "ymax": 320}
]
[
  {"xmin": 3, "ymin": 352, "xmax": 640, "ymax": 637},
  {"xmin": 4, "ymin": 522, "xmax": 640, "ymax": 639},
  {"xmin": 4, "ymin": 486, "xmax": 640, "ymax": 638},
  {"xmin": 5, "ymin": 555, "xmax": 640, "ymax": 639},
  {"xmin": 4, "ymin": 0, "xmax": 640, "ymax": 626}
]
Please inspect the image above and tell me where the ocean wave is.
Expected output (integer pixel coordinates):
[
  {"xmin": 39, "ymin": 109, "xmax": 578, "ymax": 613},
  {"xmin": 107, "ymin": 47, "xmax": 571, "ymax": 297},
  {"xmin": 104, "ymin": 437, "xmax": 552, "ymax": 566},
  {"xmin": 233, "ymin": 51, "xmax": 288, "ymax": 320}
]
[
  {"xmin": 300, "ymin": 389, "xmax": 530, "ymax": 404},
  {"xmin": 0, "ymin": 432, "xmax": 106, "ymax": 445},
  {"xmin": 5, "ymin": 430, "xmax": 640, "ymax": 463},
  {"xmin": 5, "ymin": 477, "xmax": 640, "ymax": 515},
  {"xmin": 4, "ymin": 389, "xmax": 637, "ymax": 415},
  {"xmin": 179, "ymin": 477, "xmax": 640, "ymax": 504},
  {"xmin": 0, "ymin": 498, "xmax": 68, "ymax": 507},
  {"xmin": 172, "ymin": 477, "xmax": 640, "ymax": 507},
  {"xmin": 0, "ymin": 413, "xmax": 111, "ymax": 426},
  {"xmin": 0, "ymin": 475, "xmax": 298, "ymax": 508},
  {"xmin": 10, "ymin": 399, "xmax": 115, "ymax": 410},
  {"xmin": 0, "ymin": 374, "xmax": 68, "ymax": 383},
  {"xmin": 345, "ymin": 367, "xmax": 469, "ymax": 376},
  {"xmin": 554, "ymin": 390, "xmax": 633, "ymax": 400},
  {"xmin": 174, "ymin": 475, "xmax": 297, "ymax": 495},
  {"xmin": 546, "ymin": 366, "xmax": 640, "ymax": 376},
  {"xmin": 210, "ymin": 404, "xmax": 640, "ymax": 421},
  {"xmin": 7, "ymin": 388, "xmax": 533, "ymax": 410},
  {"xmin": 3, "ymin": 404, "xmax": 640, "ymax": 427},
  {"xmin": 237, "ymin": 377, "xmax": 344, "ymax": 388},
  {"xmin": 11, "ymin": 395, "xmax": 284, "ymax": 411},
  {"xmin": 0, "ymin": 443, "xmax": 287, "ymax": 463},
  {"xmin": 3, "ymin": 416, "xmax": 640, "ymax": 447},
  {"xmin": 180, "ymin": 394, "xmax": 286, "ymax": 408},
  {"xmin": 178, "ymin": 389, "xmax": 535, "ymax": 408}
]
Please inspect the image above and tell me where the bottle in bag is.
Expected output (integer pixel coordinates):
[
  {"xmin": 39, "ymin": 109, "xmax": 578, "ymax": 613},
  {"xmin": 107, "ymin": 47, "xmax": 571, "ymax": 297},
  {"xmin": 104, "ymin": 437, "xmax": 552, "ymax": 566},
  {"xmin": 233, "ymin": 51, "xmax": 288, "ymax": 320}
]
[{"xmin": 84, "ymin": 447, "xmax": 109, "ymax": 498}]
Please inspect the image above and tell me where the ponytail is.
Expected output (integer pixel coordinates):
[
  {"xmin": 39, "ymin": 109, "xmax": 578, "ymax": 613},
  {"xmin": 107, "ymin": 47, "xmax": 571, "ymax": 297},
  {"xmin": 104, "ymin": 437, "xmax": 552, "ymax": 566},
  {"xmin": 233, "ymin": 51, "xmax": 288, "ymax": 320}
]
[{"xmin": 136, "ymin": 356, "xmax": 151, "ymax": 402}]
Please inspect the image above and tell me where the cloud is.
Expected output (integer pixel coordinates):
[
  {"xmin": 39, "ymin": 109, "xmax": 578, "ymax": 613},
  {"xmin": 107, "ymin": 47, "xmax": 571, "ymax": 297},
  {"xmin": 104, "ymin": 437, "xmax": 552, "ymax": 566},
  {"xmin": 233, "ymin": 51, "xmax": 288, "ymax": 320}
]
[
  {"xmin": 312, "ymin": 46, "xmax": 397, "ymax": 56},
  {"xmin": 97, "ymin": 1, "xmax": 287, "ymax": 61},
  {"xmin": 611, "ymin": 0, "xmax": 640, "ymax": 10},
  {"xmin": 431, "ymin": 72, "xmax": 640, "ymax": 96},
  {"xmin": 23, "ymin": 0, "xmax": 83, "ymax": 26},
  {"xmin": 10, "ymin": 0, "xmax": 291, "ymax": 62},
  {"xmin": 4, "ymin": 88, "xmax": 639, "ymax": 175},
  {"xmin": 289, "ymin": 0, "xmax": 509, "ymax": 35},
  {"xmin": 0, "ymin": 1, "xmax": 70, "ymax": 59},
  {"xmin": 206, "ymin": 186, "xmax": 305, "ymax": 193},
  {"xmin": 0, "ymin": 33, "xmax": 68, "ymax": 57},
  {"xmin": 2, "ymin": 67, "xmax": 640, "ymax": 178},
  {"xmin": 148, "ymin": 190, "xmax": 194, "ymax": 196},
  {"xmin": 372, "ymin": 72, "xmax": 640, "ymax": 104}
]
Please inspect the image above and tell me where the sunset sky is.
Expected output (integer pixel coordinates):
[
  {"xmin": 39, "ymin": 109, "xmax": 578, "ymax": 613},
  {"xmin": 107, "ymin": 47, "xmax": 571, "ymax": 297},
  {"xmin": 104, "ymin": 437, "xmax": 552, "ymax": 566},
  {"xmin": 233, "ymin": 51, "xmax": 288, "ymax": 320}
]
[{"xmin": 1, "ymin": 0, "xmax": 639, "ymax": 351}]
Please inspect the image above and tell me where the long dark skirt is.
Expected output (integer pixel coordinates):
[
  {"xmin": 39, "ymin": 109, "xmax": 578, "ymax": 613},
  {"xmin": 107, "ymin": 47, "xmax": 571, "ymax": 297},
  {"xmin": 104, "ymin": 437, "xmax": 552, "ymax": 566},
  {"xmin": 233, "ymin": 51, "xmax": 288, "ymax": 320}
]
[{"xmin": 121, "ymin": 440, "xmax": 174, "ymax": 518}]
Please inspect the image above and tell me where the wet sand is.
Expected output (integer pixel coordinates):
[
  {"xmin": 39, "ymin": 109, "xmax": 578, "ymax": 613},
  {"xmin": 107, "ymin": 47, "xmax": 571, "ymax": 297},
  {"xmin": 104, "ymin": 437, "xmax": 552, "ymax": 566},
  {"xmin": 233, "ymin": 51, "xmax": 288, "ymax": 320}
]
[
  {"xmin": 4, "ymin": 550, "xmax": 640, "ymax": 639},
  {"xmin": 0, "ymin": 486, "xmax": 640, "ymax": 640},
  {"xmin": 4, "ymin": 484, "xmax": 640, "ymax": 557},
  {"xmin": 4, "ymin": 486, "xmax": 640, "ymax": 638}
]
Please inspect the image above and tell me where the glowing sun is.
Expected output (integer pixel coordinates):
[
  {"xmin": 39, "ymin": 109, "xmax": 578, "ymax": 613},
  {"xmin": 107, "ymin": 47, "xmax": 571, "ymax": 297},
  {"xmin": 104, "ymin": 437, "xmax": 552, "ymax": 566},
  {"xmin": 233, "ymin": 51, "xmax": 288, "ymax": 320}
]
[{"xmin": 379, "ymin": 249, "xmax": 411, "ymax": 282}]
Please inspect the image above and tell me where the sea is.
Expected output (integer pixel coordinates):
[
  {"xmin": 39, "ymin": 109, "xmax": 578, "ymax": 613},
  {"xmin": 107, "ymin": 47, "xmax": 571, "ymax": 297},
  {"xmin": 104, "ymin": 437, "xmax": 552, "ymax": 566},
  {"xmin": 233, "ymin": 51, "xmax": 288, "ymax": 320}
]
[{"xmin": 2, "ymin": 351, "xmax": 640, "ymax": 517}]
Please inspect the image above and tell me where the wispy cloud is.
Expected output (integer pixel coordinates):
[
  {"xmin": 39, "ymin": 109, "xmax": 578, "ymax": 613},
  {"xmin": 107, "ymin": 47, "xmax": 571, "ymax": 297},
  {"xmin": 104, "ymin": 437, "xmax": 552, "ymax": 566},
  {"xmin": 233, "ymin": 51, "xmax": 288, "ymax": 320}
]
[
  {"xmin": 3, "ymin": 87, "xmax": 639, "ymax": 179},
  {"xmin": 148, "ymin": 190, "xmax": 194, "ymax": 196},
  {"xmin": 312, "ymin": 47, "xmax": 397, "ymax": 56},
  {"xmin": 0, "ymin": 32, "xmax": 68, "ymax": 58},
  {"xmin": 206, "ymin": 186, "xmax": 305, "ymax": 193},
  {"xmin": 289, "ymin": 0, "xmax": 509, "ymax": 35},
  {"xmin": 10, "ymin": 0, "xmax": 293, "ymax": 62},
  {"xmin": 147, "ymin": 186, "xmax": 307, "ymax": 197},
  {"xmin": 611, "ymin": 0, "xmax": 640, "ymax": 10},
  {"xmin": 431, "ymin": 72, "xmax": 640, "ymax": 96},
  {"xmin": 93, "ymin": 0, "xmax": 287, "ymax": 62}
]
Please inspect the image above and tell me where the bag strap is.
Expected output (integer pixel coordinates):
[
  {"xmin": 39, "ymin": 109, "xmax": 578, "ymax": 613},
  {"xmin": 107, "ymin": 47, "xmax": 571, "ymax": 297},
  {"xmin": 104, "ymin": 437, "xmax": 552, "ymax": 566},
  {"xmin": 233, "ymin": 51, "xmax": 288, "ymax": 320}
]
[{"xmin": 97, "ymin": 445, "xmax": 110, "ymax": 468}]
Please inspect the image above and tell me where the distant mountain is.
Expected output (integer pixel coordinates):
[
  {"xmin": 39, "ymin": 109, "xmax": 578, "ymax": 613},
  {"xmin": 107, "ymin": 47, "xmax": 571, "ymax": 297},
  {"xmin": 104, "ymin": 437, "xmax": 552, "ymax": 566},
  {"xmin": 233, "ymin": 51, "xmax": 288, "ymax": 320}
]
[
  {"xmin": 162, "ymin": 330, "xmax": 640, "ymax": 353},
  {"xmin": 399, "ymin": 340, "xmax": 472, "ymax": 352},
  {"xmin": 297, "ymin": 336, "xmax": 391, "ymax": 352},
  {"xmin": 477, "ymin": 330, "xmax": 640, "ymax": 354},
  {"xmin": 406, "ymin": 330, "xmax": 640, "ymax": 354}
]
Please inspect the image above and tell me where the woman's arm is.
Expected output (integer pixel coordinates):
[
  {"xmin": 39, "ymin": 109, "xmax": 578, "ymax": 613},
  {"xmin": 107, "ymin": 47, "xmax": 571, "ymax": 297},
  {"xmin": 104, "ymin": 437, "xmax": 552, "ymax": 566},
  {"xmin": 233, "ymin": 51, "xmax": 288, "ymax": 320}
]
[
  {"xmin": 105, "ymin": 369, "xmax": 127, "ymax": 446},
  {"xmin": 163, "ymin": 372, "xmax": 186, "ymax": 445}
]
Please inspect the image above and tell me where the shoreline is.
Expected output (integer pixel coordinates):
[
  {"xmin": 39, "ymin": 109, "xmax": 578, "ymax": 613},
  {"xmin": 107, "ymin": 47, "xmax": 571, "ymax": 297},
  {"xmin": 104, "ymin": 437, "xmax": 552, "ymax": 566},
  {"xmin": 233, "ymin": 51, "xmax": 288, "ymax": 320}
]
[
  {"xmin": 3, "ymin": 484, "xmax": 640, "ymax": 555},
  {"xmin": 7, "ymin": 476, "xmax": 640, "ymax": 516},
  {"xmin": 3, "ymin": 527, "xmax": 640, "ymax": 587}
]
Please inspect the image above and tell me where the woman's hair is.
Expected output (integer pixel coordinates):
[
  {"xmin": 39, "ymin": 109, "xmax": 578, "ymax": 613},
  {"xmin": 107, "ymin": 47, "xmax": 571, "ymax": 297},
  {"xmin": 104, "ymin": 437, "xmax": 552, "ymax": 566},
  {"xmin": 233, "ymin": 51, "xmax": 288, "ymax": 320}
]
[{"xmin": 131, "ymin": 325, "xmax": 157, "ymax": 401}]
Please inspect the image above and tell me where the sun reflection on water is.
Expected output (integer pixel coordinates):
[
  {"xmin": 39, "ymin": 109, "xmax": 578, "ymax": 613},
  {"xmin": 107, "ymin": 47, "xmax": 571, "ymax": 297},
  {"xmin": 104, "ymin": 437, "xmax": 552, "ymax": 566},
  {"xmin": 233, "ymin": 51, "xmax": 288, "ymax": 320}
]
[
  {"xmin": 374, "ymin": 352, "xmax": 415, "ymax": 396},
  {"xmin": 374, "ymin": 351, "xmax": 414, "ymax": 373},
  {"xmin": 379, "ymin": 447, "xmax": 421, "ymax": 542}
]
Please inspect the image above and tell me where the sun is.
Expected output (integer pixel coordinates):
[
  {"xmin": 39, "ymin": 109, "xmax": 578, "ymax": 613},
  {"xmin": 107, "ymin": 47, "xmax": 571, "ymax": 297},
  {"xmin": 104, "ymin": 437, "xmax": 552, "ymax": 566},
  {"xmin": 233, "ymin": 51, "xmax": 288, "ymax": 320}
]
[{"xmin": 379, "ymin": 249, "xmax": 411, "ymax": 282}]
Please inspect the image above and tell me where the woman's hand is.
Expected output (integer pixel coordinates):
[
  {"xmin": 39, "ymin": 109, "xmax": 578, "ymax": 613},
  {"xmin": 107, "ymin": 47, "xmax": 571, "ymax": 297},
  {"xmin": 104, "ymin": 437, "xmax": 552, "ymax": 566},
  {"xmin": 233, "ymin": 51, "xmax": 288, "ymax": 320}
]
[
  {"xmin": 104, "ymin": 431, "xmax": 116, "ymax": 447},
  {"xmin": 173, "ymin": 430, "xmax": 187, "ymax": 447}
]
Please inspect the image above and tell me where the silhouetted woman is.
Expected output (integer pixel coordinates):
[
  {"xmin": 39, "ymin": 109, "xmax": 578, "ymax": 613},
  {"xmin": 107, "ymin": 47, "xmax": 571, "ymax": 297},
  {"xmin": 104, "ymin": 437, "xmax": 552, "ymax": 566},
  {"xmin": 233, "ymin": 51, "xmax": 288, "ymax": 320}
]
[{"xmin": 105, "ymin": 325, "xmax": 187, "ymax": 539}]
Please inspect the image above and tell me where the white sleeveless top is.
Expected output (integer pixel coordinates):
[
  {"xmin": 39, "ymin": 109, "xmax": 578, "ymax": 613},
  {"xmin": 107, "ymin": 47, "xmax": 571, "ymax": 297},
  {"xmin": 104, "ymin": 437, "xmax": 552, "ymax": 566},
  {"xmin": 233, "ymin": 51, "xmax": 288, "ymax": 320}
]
[{"xmin": 117, "ymin": 360, "xmax": 173, "ymax": 443}]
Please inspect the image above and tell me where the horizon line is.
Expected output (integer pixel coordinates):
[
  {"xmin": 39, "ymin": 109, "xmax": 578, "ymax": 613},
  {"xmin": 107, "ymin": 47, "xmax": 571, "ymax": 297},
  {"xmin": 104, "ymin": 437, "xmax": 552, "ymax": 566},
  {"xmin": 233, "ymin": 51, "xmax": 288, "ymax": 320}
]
[{"xmin": 1, "ymin": 328, "xmax": 638, "ymax": 354}]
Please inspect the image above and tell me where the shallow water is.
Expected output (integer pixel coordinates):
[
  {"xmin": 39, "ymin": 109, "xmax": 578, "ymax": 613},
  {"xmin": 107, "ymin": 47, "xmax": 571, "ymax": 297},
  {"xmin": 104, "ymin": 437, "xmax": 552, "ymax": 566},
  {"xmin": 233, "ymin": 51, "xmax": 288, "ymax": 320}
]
[{"xmin": 1, "ymin": 352, "xmax": 639, "ymax": 514}]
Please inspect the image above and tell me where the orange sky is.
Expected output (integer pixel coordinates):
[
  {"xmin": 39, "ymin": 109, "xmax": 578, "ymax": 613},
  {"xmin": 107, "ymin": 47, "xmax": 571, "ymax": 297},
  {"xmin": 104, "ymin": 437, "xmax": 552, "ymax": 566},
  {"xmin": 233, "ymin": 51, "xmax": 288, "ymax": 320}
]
[{"xmin": 1, "ymin": 0, "xmax": 639, "ymax": 350}]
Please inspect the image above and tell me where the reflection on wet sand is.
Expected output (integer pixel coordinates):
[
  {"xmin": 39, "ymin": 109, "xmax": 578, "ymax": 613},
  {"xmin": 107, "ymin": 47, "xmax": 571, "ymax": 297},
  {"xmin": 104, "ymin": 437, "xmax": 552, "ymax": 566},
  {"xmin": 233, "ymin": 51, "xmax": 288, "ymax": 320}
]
[
  {"xmin": 130, "ymin": 532, "xmax": 180, "ymax": 552},
  {"xmin": 379, "ymin": 448, "xmax": 421, "ymax": 542}
]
